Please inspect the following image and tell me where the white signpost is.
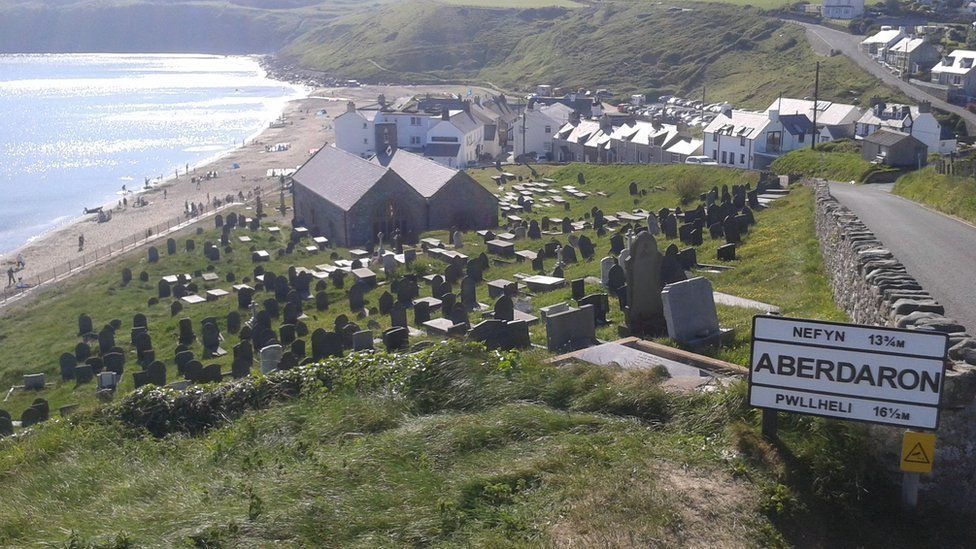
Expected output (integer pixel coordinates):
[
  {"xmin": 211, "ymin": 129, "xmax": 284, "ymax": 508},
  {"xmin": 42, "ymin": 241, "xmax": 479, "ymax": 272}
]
[{"xmin": 749, "ymin": 316, "xmax": 949, "ymax": 430}]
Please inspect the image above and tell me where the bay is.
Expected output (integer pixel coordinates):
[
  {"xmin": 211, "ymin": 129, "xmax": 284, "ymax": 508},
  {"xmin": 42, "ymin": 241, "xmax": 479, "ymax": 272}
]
[{"xmin": 0, "ymin": 53, "xmax": 302, "ymax": 254}]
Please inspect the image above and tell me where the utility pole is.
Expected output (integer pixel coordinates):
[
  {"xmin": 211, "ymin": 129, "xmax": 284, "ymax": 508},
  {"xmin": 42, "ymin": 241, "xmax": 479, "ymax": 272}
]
[
  {"xmin": 811, "ymin": 61, "xmax": 820, "ymax": 150},
  {"xmin": 701, "ymin": 82, "xmax": 706, "ymax": 120}
]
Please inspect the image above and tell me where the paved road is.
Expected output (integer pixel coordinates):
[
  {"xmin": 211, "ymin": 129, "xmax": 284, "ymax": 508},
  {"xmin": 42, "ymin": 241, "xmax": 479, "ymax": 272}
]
[
  {"xmin": 828, "ymin": 182, "xmax": 976, "ymax": 332},
  {"xmin": 797, "ymin": 21, "xmax": 976, "ymax": 132}
]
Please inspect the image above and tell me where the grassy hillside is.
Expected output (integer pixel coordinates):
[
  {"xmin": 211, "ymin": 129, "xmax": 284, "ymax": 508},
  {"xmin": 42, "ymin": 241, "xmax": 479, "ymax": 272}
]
[
  {"xmin": 3, "ymin": 342, "xmax": 976, "ymax": 546},
  {"xmin": 283, "ymin": 1, "xmax": 902, "ymax": 108},
  {"xmin": 770, "ymin": 140, "xmax": 893, "ymax": 183},
  {"xmin": 893, "ymin": 166, "xmax": 976, "ymax": 223}
]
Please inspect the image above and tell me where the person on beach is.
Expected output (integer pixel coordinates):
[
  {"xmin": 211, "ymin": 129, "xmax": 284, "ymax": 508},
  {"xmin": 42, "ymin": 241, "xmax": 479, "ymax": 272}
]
[
  {"xmin": 7, "ymin": 267, "xmax": 14, "ymax": 287},
  {"xmin": 78, "ymin": 234, "xmax": 84, "ymax": 252},
  {"xmin": 16, "ymin": 254, "xmax": 24, "ymax": 270},
  {"xmin": 164, "ymin": 189, "xmax": 167, "ymax": 199}
]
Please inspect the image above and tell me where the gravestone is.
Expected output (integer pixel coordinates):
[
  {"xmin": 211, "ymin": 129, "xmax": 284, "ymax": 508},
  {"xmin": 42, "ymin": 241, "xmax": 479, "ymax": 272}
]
[
  {"xmin": 78, "ymin": 314, "xmax": 93, "ymax": 336},
  {"xmin": 717, "ymin": 243, "xmax": 736, "ymax": 261},
  {"xmin": 59, "ymin": 353, "xmax": 77, "ymax": 380},
  {"xmin": 647, "ymin": 214, "xmax": 660, "ymax": 235},
  {"xmin": 577, "ymin": 293, "xmax": 610, "ymax": 324},
  {"xmin": 460, "ymin": 276, "xmax": 478, "ymax": 310},
  {"xmin": 227, "ymin": 311, "xmax": 241, "ymax": 334},
  {"xmin": 390, "ymin": 303, "xmax": 408, "ymax": 328},
  {"xmin": 528, "ymin": 220, "xmax": 541, "ymax": 239},
  {"xmin": 493, "ymin": 295, "xmax": 515, "ymax": 321},
  {"xmin": 122, "ymin": 267, "xmax": 132, "ymax": 285},
  {"xmin": 146, "ymin": 361, "xmax": 167, "ymax": 387},
  {"xmin": 291, "ymin": 339, "xmax": 306, "ymax": 359},
  {"xmin": 661, "ymin": 277, "xmax": 722, "ymax": 347},
  {"xmin": 178, "ymin": 317, "xmax": 195, "ymax": 345},
  {"xmin": 352, "ymin": 330, "xmax": 374, "ymax": 351},
  {"xmin": 166, "ymin": 238, "xmax": 177, "ymax": 255},
  {"xmin": 259, "ymin": 344, "xmax": 284, "ymax": 374},
  {"xmin": 279, "ymin": 323, "xmax": 297, "ymax": 345},
  {"xmin": 103, "ymin": 352, "xmax": 124, "ymax": 376},
  {"xmin": 723, "ymin": 216, "xmax": 741, "ymax": 244},
  {"xmin": 74, "ymin": 364, "xmax": 94, "ymax": 384},
  {"xmin": 238, "ymin": 287, "xmax": 254, "ymax": 309},
  {"xmin": 414, "ymin": 301, "xmax": 431, "ymax": 325},
  {"xmin": 158, "ymin": 279, "xmax": 172, "ymax": 299},
  {"xmin": 378, "ymin": 291, "xmax": 394, "ymax": 315},
  {"xmin": 600, "ymin": 257, "xmax": 616, "ymax": 288},
  {"xmin": 624, "ymin": 231, "xmax": 666, "ymax": 336},
  {"xmin": 311, "ymin": 329, "xmax": 343, "ymax": 360},
  {"xmin": 97, "ymin": 326, "xmax": 115, "ymax": 355},
  {"xmin": 147, "ymin": 246, "xmax": 159, "ymax": 263},
  {"xmin": 382, "ymin": 327, "xmax": 409, "ymax": 352},
  {"xmin": 571, "ymin": 278, "xmax": 585, "ymax": 301},
  {"xmin": 202, "ymin": 323, "xmax": 225, "ymax": 357},
  {"xmin": 609, "ymin": 233, "xmax": 625, "ymax": 255},
  {"xmin": 577, "ymin": 236, "xmax": 595, "ymax": 260},
  {"xmin": 559, "ymin": 244, "xmax": 578, "ymax": 264},
  {"xmin": 348, "ymin": 283, "xmax": 365, "ymax": 312},
  {"xmin": 660, "ymin": 251, "xmax": 687, "ymax": 286},
  {"xmin": 545, "ymin": 305, "xmax": 596, "ymax": 351}
]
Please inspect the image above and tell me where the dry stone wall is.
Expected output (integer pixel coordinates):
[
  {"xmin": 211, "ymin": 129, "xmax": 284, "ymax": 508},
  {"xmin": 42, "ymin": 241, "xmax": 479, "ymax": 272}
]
[{"xmin": 811, "ymin": 181, "xmax": 976, "ymax": 509}]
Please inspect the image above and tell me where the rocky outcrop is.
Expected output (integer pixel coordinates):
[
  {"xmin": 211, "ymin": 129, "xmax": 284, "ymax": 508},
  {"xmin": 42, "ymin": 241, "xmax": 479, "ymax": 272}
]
[{"xmin": 812, "ymin": 181, "xmax": 976, "ymax": 510}]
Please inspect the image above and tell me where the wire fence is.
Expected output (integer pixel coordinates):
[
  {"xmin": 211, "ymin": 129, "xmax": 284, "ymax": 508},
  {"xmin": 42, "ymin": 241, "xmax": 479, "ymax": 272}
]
[{"xmin": 0, "ymin": 200, "xmax": 251, "ymax": 307}]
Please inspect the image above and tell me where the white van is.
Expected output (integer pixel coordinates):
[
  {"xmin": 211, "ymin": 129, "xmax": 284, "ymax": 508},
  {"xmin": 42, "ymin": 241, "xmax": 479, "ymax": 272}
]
[{"xmin": 685, "ymin": 155, "xmax": 718, "ymax": 166}]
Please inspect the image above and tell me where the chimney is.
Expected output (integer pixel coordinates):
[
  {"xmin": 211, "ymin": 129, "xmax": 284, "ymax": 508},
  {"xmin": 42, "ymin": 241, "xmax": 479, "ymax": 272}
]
[
  {"xmin": 569, "ymin": 110, "xmax": 581, "ymax": 125},
  {"xmin": 377, "ymin": 94, "xmax": 386, "ymax": 108},
  {"xmin": 918, "ymin": 101, "xmax": 931, "ymax": 114},
  {"xmin": 441, "ymin": 108, "xmax": 450, "ymax": 121},
  {"xmin": 462, "ymin": 100, "xmax": 470, "ymax": 113},
  {"xmin": 346, "ymin": 101, "xmax": 356, "ymax": 113},
  {"xmin": 767, "ymin": 109, "xmax": 779, "ymax": 123},
  {"xmin": 599, "ymin": 114, "xmax": 612, "ymax": 133},
  {"xmin": 677, "ymin": 119, "xmax": 690, "ymax": 137},
  {"xmin": 874, "ymin": 102, "xmax": 885, "ymax": 116}
]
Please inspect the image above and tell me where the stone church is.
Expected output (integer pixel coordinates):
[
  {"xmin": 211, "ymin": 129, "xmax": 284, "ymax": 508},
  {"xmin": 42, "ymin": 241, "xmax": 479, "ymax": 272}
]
[{"xmin": 292, "ymin": 146, "xmax": 498, "ymax": 247}]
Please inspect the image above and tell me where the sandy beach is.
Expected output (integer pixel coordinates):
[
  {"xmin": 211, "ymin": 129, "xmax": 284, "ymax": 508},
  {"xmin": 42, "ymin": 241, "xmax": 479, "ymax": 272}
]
[{"xmin": 1, "ymin": 84, "xmax": 485, "ymax": 292}]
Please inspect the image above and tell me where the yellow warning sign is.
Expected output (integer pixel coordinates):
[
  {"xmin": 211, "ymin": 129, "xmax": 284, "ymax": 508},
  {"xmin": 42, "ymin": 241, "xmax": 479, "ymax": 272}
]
[{"xmin": 901, "ymin": 432, "xmax": 936, "ymax": 474}]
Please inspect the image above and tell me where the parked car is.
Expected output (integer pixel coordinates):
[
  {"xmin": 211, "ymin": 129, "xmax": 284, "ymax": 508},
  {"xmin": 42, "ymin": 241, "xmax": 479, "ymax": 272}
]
[{"xmin": 685, "ymin": 155, "xmax": 718, "ymax": 165}]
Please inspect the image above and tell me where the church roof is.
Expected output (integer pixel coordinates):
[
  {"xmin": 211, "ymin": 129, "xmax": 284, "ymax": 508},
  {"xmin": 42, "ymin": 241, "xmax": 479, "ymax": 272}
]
[
  {"xmin": 292, "ymin": 145, "xmax": 392, "ymax": 211},
  {"xmin": 372, "ymin": 149, "xmax": 458, "ymax": 198}
]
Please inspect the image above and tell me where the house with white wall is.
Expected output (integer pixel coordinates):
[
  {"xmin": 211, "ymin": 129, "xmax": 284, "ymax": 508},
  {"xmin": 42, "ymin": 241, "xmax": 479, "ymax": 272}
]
[
  {"xmin": 512, "ymin": 103, "xmax": 574, "ymax": 160},
  {"xmin": 426, "ymin": 108, "xmax": 485, "ymax": 168},
  {"xmin": 703, "ymin": 109, "xmax": 798, "ymax": 170},
  {"xmin": 767, "ymin": 97, "xmax": 862, "ymax": 142},
  {"xmin": 821, "ymin": 0, "xmax": 864, "ymax": 19},
  {"xmin": 930, "ymin": 49, "xmax": 976, "ymax": 101},
  {"xmin": 855, "ymin": 102, "xmax": 955, "ymax": 154},
  {"xmin": 860, "ymin": 27, "xmax": 908, "ymax": 57},
  {"xmin": 607, "ymin": 119, "xmax": 703, "ymax": 164}
]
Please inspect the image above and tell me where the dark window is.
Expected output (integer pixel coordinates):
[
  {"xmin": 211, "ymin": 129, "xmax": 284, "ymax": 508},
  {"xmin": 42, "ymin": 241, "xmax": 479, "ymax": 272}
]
[{"xmin": 721, "ymin": 151, "xmax": 727, "ymax": 163}]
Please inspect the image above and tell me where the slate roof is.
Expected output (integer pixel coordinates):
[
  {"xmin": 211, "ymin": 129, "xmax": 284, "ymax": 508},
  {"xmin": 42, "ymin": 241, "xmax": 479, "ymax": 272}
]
[
  {"xmin": 767, "ymin": 98, "xmax": 862, "ymax": 127},
  {"xmin": 864, "ymin": 128, "xmax": 922, "ymax": 147},
  {"xmin": 779, "ymin": 114, "xmax": 814, "ymax": 136},
  {"xmin": 704, "ymin": 110, "xmax": 770, "ymax": 139},
  {"xmin": 424, "ymin": 143, "xmax": 462, "ymax": 157},
  {"xmin": 292, "ymin": 145, "xmax": 391, "ymax": 211},
  {"xmin": 372, "ymin": 149, "xmax": 458, "ymax": 198},
  {"xmin": 449, "ymin": 111, "xmax": 482, "ymax": 134}
]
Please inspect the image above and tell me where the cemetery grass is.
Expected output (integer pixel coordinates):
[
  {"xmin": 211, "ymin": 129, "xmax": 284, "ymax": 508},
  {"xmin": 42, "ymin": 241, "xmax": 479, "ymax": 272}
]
[
  {"xmin": 893, "ymin": 167, "xmax": 976, "ymax": 225},
  {"xmin": 0, "ymin": 163, "xmax": 835, "ymax": 421}
]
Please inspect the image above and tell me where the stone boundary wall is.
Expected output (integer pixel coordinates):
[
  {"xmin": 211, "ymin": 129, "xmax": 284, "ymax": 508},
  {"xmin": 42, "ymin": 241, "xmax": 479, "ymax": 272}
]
[{"xmin": 811, "ymin": 180, "xmax": 976, "ymax": 510}]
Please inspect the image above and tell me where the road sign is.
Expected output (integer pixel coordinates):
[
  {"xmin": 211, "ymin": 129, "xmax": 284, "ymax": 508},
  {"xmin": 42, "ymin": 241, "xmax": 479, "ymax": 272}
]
[
  {"xmin": 901, "ymin": 432, "xmax": 936, "ymax": 474},
  {"xmin": 749, "ymin": 316, "xmax": 948, "ymax": 430}
]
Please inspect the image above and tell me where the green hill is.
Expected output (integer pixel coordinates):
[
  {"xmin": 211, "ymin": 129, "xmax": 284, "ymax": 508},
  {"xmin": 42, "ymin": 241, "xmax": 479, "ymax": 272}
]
[{"xmin": 0, "ymin": 0, "xmax": 904, "ymax": 109}]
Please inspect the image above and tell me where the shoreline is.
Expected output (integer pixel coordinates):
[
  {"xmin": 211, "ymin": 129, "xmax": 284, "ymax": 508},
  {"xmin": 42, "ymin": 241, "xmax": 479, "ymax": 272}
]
[
  {"xmin": 0, "ymin": 82, "xmax": 494, "ymax": 294},
  {"xmin": 0, "ymin": 70, "xmax": 308, "ymax": 264}
]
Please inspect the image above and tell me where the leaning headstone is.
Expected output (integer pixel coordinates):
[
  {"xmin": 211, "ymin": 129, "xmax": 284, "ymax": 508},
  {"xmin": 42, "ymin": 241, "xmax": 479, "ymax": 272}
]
[
  {"xmin": 382, "ymin": 327, "xmax": 409, "ymax": 352},
  {"xmin": 600, "ymin": 257, "xmax": 616, "ymax": 288},
  {"xmin": 352, "ymin": 330, "xmax": 374, "ymax": 351},
  {"xmin": 147, "ymin": 246, "xmax": 159, "ymax": 263},
  {"xmin": 74, "ymin": 364, "xmax": 94, "ymax": 384},
  {"xmin": 717, "ymin": 243, "xmax": 736, "ymax": 261},
  {"xmin": 661, "ymin": 277, "xmax": 722, "ymax": 347},
  {"xmin": 577, "ymin": 236, "xmax": 595, "ymax": 260},
  {"xmin": 390, "ymin": 303, "xmax": 408, "ymax": 328}
]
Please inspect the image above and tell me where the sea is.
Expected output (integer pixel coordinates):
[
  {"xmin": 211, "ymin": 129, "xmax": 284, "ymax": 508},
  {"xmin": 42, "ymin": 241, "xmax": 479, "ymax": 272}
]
[{"xmin": 0, "ymin": 53, "xmax": 304, "ymax": 255}]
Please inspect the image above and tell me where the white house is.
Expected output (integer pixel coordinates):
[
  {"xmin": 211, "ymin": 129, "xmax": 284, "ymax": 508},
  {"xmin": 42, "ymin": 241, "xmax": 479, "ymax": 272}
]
[
  {"xmin": 512, "ymin": 103, "xmax": 574, "ymax": 160},
  {"xmin": 552, "ymin": 118, "xmax": 604, "ymax": 163},
  {"xmin": 860, "ymin": 27, "xmax": 908, "ymax": 57},
  {"xmin": 884, "ymin": 37, "xmax": 941, "ymax": 74},
  {"xmin": 855, "ymin": 102, "xmax": 955, "ymax": 154},
  {"xmin": 767, "ymin": 98, "xmax": 863, "ymax": 142},
  {"xmin": 426, "ymin": 108, "xmax": 485, "ymax": 168},
  {"xmin": 703, "ymin": 109, "xmax": 810, "ymax": 170},
  {"xmin": 821, "ymin": 0, "xmax": 864, "ymax": 19},
  {"xmin": 930, "ymin": 49, "xmax": 976, "ymax": 100},
  {"xmin": 334, "ymin": 102, "xmax": 435, "ymax": 158}
]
